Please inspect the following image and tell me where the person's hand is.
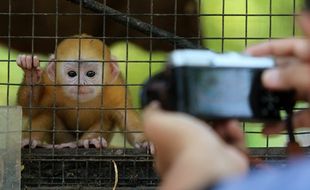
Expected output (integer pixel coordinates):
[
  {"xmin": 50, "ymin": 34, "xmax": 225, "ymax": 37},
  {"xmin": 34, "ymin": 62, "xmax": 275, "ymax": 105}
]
[
  {"xmin": 143, "ymin": 102, "xmax": 248, "ymax": 190},
  {"xmin": 246, "ymin": 36, "xmax": 310, "ymax": 135}
]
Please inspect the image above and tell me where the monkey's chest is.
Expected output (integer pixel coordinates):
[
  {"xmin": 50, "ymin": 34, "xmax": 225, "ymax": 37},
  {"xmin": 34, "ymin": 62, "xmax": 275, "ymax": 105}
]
[{"xmin": 57, "ymin": 109, "xmax": 110, "ymax": 131}]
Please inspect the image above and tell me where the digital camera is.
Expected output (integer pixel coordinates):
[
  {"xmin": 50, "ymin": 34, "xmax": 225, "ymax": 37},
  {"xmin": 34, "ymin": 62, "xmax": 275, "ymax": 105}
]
[{"xmin": 140, "ymin": 50, "xmax": 295, "ymax": 121}]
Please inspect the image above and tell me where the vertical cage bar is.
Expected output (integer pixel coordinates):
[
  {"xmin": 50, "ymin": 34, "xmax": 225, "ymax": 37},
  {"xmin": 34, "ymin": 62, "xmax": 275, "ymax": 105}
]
[
  {"xmin": 266, "ymin": 0, "xmax": 273, "ymax": 150},
  {"xmin": 197, "ymin": 0, "xmax": 202, "ymax": 48},
  {"xmin": 6, "ymin": 0, "xmax": 11, "ymax": 106},
  {"xmin": 221, "ymin": 0, "xmax": 225, "ymax": 52},
  {"xmin": 174, "ymin": 0, "xmax": 178, "ymax": 49},
  {"xmin": 148, "ymin": 0, "xmax": 154, "ymax": 80},
  {"xmin": 52, "ymin": 0, "xmax": 60, "ymax": 152},
  {"xmin": 99, "ymin": 0, "xmax": 107, "ymax": 154},
  {"xmin": 293, "ymin": 0, "xmax": 297, "ymax": 36},
  {"xmin": 75, "ymin": 0, "xmax": 83, "ymax": 150},
  {"xmin": 123, "ymin": 0, "xmax": 131, "ymax": 152}
]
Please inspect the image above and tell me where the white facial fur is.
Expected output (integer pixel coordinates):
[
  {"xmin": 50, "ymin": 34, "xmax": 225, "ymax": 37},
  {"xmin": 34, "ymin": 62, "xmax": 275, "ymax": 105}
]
[{"xmin": 60, "ymin": 61, "xmax": 103, "ymax": 102}]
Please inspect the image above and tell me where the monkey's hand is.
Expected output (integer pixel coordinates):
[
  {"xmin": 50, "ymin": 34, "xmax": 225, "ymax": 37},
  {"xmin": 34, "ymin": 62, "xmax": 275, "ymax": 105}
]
[
  {"xmin": 17, "ymin": 54, "xmax": 43, "ymax": 85},
  {"xmin": 55, "ymin": 136, "xmax": 108, "ymax": 149},
  {"xmin": 54, "ymin": 142, "xmax": 78, "ymax": 149},
  {"xmin": 133, "ymin": 133, "xmax": 152, "ymax": 149},
  {"xmin": 21, "ymin": 138, "xmax": 52, "ymax": 149},
  {"xmin": 78, "ymin": 136, "xmax": 108, "ymax": 149}
]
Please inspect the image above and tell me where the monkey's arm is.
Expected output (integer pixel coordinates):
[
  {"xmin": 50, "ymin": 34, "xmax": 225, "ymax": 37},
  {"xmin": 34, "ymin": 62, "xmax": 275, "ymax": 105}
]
[
  {"xmin": 16, "ymin": 55, "xmax": 57, "ymax": 148},
  {"xmin": 17, "ymin": 55, "xmax": 47, "ymax": 117},
  {"xmin": 104, "ymin": 80, "xmax": 148, "ymax": 147},
  {"xmin": 18, "ymin": 78, "xmax": 45, "ymax": 116},
  {"xmin": 113, "ymin": 109, "xmax": 147, "ymax": 147}
]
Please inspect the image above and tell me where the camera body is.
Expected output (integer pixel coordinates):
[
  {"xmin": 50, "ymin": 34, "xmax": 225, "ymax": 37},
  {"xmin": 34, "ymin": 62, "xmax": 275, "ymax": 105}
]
[{"xmin": 141, "ymin": 50, "xmax": 295, "ymax": 121}]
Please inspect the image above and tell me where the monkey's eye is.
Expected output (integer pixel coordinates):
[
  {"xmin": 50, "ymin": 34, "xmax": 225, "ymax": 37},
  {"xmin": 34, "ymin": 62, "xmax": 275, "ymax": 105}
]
[
  {"xmin": 86, "ymin": 71, "xmax": 96, "ymax": 78},
  {"xmin": 67, "ymin": 71, "xmax": 77, "ymax": 78}
]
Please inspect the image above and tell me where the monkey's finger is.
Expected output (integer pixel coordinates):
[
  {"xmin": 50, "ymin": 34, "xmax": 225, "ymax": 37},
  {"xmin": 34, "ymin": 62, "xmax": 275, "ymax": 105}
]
[
  {"xmin": 30, "ymin": 139, "xmax": 40, "ymax": 149},
  {"xmin": 55, "ymin": 142, "xmax": 78, "ymax": 149},
  {"xmin": 16, "ymin": 55, "xmax": 22, "ymax": 67},
  {"xmin": 33, "ymin": 55, "xmax": 40, "ymax": 68},
  {"xmin": 21, "ymin": 139, "xmax": 30, "ymax": 148},
  {"xmin": 38, "ymin": 143, "xmax": 55, "ymax": 149},
  {"xmin": 34, "ymin": 68, "xmax": 43, "ymax": 82},
  {"xmin": 21, "ymin": 139, "xmax": 41, "ymax": 149},
  {"xmin": 90, "ymin": 137, "xmax": 108, "ymax": 149},
  {"xmin": 20, "ymin": 54, "xmax": 27, "ymax": 69},
  {"xmin": 134, "ymin": 141, "xmax": 153, "ymax": 152},
  {"xmin": 150, "ymin": 142, "xmax": 155, "ymax": 155},
  {"xmin": 37, "ymin": 68, "xmax": 43, "ymax": 77},
  {"xmin": 43, "ymin": 144, "xmax": 55, "ymax": 149},
  {"xmin": 83, "ymin": 139, "xmax": 90, "ymax": 149},
  {"xmin": 26, "ymin": 55, "xmax": 33, "ymax": 70}
]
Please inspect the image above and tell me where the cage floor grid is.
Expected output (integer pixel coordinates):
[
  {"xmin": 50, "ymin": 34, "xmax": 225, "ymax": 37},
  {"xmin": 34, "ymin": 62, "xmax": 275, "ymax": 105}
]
[
  {"xmin": 21, "ymin": 147, "xmax": 310, "ymax": 189},
  {"xmin": 22, "ymin": 149, "xmax": 158, "ymax": 189}
]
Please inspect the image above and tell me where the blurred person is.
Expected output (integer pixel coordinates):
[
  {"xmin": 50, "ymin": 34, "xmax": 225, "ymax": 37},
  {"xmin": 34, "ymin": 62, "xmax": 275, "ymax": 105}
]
[{"xmin": 142, "ymin": 2, "xmax": 310, "ymax": 190}]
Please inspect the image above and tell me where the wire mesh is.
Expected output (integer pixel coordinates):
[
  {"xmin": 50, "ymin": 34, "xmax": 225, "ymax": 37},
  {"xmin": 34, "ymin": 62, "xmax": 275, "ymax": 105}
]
[{"xmin": 0, "ymin": 0, "xmax": 308, "ymax": 188}]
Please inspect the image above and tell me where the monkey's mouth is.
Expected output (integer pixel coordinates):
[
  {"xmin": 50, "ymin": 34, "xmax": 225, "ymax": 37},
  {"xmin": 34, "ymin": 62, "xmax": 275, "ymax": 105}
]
[
  {"xmin": 73, "ymin": 91, "xmax": 91, "ymax": 96},
  {"xmin": 77, "ymin": 91, "xmax": 90, "ymax": 95},
  {"xmin": 70, "ymin": 89, "xmax": 94, "ymax": 95}
]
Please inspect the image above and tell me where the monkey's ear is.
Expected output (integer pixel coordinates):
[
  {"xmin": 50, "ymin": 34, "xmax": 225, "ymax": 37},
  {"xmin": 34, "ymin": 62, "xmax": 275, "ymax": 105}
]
[
  {"xmin": 47, "ymin": 54, "xmax": 56, "ymax": 82},
  {"xmin": 107, "ymin": 55, "xmax": 120, "ymax": 84}
]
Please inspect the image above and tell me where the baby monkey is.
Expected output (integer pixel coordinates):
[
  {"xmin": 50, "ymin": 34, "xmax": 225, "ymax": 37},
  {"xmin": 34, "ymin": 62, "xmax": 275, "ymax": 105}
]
[{"xmin": 17, "ymin": 35, "xmax": 147, "ymax": 149}]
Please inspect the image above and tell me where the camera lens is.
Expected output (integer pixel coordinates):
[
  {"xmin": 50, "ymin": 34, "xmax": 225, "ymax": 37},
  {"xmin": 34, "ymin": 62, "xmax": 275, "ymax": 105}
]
[{"xmin": 140, "ymin": 72, "xmax": 170, "ymax": 109}]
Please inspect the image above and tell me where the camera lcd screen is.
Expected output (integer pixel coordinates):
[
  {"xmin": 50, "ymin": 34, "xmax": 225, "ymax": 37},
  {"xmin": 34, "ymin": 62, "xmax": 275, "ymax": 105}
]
[{"xmin": 188, "ymin": 68, "xmax": 256, "ymax": 119}]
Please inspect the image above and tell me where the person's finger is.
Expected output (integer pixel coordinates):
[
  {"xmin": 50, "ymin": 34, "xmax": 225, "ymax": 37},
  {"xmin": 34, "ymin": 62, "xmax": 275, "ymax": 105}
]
[
  {"xmin": 225, "ymin": 120, "xmax": 247, "ymax": 152},
  {"xmin": 262, "ymin": 69, "xmax": 288, "ymax": 90},
  {"xmin": 213, "ymin": 120, "xmax": 246, "ymax": 152},
  {"xmin": 245, "ymin": 38, "xmax": 310, "ymax": 61},
  {"xmin": 262, "ymin": 109, "xmax": 310, "ymax": 135},
  {"xmin": 275, "ymin": 56, "xmax": 302, "ymax": 67},
  {"xmin": 262, "ymin": 63, "xmax": 310, "ymax": 100},
  {"xmin": 298, "ymin": 11, "xmax": 310, "ymax": 38},
  {"xmin": 292, "ymin": 109, "xmax": 310, "ymax": 128},
  {"xmin": 224, "ymin": 120, "xmax": 243, "ymax": 142},
  {"xmin": 262, "ymin": 122, "xmax": 285, "ymax": 135}
]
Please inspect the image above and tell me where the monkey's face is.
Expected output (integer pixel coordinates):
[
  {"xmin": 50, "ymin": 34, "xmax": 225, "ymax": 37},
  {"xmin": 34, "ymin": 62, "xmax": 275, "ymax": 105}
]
[{"xmin": 59, "ymin": 62, "xmax": 103, "ymax": 102}]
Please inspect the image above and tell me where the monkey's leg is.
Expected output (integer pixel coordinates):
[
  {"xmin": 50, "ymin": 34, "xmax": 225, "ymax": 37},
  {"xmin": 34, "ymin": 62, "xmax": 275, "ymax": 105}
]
[
  {"xmin": 52, "ymin": 116, "xmax": 75, "ymax": 148},
  {"xmin": 22, "ymin": 112, "xmax": 53, "ymax": 148}
]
